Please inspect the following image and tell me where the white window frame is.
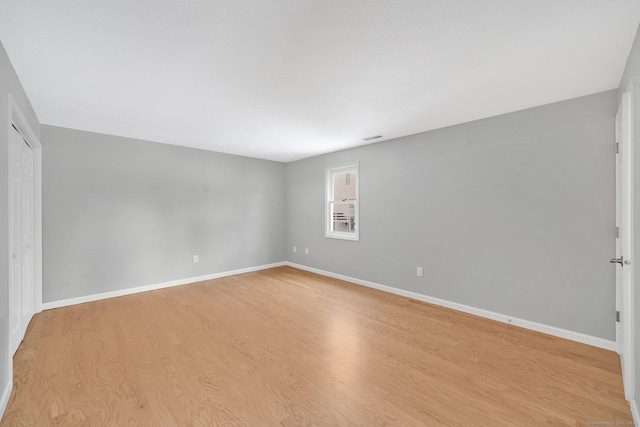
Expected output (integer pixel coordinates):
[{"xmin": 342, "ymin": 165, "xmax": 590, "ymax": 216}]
[{"xmin": 325, "ymin": 162, "xmax": 359, "ymax": 241}]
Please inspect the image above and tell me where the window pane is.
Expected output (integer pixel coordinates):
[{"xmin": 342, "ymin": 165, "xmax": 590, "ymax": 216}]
[
  {"xmin": 332, "ymin": 170, "xmax": 356, "ymax": 201},
  {"xmin": 326, "ymin": 163, "xmax": 359, "ymax": 241},
  {"xmin": 331, "ymin": 202, "xmax": 356, "ymax": 233}
]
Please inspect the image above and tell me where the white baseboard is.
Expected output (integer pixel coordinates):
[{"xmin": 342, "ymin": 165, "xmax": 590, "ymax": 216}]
[
  {"xmin": 0, "ymin": 377, "xmax": 11, "ymax": 422},
  {"xmin": 285, "ymin": 262, "xmax": 617, "ymax": 352},
  {"xmin": 41, "ymin": 262, "xmax": 286, "ymax": 310},
  {"xmin": 632, "ymin": 399, "xmax": 640, "ymax": 425},
  {"xmin": 39, "ymin": 260, "xmax": 617, "ymax": 352}
]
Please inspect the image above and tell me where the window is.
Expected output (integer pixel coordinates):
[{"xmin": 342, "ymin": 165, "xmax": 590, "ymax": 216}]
[{"xmin": 326, "ymin": 163, "xmax": 359, "ymax": 241}]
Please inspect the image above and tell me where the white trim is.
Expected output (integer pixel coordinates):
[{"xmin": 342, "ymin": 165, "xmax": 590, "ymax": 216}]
[
  {"xmin": 34, "ymin": 142, "xmax": 42, "ymax": 314},
  {"xmin": 285, "ymin": 262, "xmax": 617, "ymax": 351},
  {"xmin": 0, "ymin": 378, "xmax": 10, "ymax": 422},
  {"xmin": 619, "ymin": 86, "xmax": 636, "ymax": 401},
  {"xmin": 631, "ymin": 399, "xmax": 639, "ymax": 426},
  {"xmin": 41, "ymin": 262, "xmax": 286, "ymax": 310}
]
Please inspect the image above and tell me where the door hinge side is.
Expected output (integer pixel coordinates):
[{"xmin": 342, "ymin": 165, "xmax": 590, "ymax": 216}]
[
  {"xmin": 616, "ymin": 142, "xmax": 620, "ymax": 154},
  {"xmin": 616, "ymin": 227, "xmax": 620, "ymax": 238},
  {"xmin": 616, "ymin": 311, "xmax": 621, "ymax": 322}
]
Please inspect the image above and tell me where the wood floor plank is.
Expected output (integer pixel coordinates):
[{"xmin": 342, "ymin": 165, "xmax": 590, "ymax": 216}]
[{"xmin": 0, "ymin": 266, "xmax": 632, "ymax": 426}]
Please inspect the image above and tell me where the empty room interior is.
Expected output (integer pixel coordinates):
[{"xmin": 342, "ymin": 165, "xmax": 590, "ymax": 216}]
[{"xmin": 3, "ymin": 0, "xmax": 640, "ymax": 425}]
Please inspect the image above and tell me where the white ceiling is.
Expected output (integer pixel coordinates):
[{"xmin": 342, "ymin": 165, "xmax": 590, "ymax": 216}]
[{"xmin": 1, "ymin": 1, "xmax": 639, "ymax": 162}]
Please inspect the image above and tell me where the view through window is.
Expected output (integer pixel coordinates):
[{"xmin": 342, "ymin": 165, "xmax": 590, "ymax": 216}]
[{"xmin": 326, "ymin": 163, "xmax": 359, "ymax": 241}]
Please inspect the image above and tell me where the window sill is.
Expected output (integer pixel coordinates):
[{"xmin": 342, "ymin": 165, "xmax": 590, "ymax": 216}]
[{"xmin": 325, "ymin": 232, "xmax": 359, "ymax": 241}]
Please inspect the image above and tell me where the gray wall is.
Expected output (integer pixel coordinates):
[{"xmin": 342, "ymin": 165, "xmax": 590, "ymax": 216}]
[
  {"xmin": 621, "ymin": 25, "xmax": 640, "ymax": 95},
  {"xmin": 0, "ymin": 42, "xmax": 40, "ymax": 407},
  {"xmin": 619, "ymin": 23, "xmax": 640, "ymax": 413},
  {"xmin": 286, "ymin": 90, "xmax": 617, "ymax": 340},
  {"xmin": 42, "ymin": 126, "xmax": 285, "ymax": 303}
]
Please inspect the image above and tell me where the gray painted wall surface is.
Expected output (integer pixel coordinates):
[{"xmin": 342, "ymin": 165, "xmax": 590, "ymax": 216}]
[
  {"xmin": 42, "ymin": 126, "xmax": 285, "ymax": 303},
  {"xmin": 0, "ymin": 42, "xmax": 40, "ymax": 405},
  {"xmin": 620, "ymin": 24, "xmax": 640, "ymax": 94},
  {"xmin": 286, "ymin": 90, "xmax": 617, "ymax": 340},
  {"xmin": 619, "ymin": 23, "xmax": 640, "ymax": 414}
]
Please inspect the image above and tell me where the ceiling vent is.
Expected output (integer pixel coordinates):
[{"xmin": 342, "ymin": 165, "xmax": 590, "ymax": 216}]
[{"xmin": 363, "ymin": 135, "xmax": 382, "ymax": 141}]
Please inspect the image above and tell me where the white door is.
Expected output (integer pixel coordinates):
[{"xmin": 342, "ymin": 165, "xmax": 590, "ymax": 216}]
[
  {"xmin": 614, "ymin": 91, "xmax": 634, "ymax": 401},
  {"xmin": 21, "ymin": 130, "xmax": 35, "ymax": 337},
  {"xmin": 8, "ymin": 125, "xmax": 35, "ymax": 356}
]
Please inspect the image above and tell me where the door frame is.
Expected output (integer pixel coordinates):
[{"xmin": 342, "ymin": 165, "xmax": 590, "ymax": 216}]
[
  {"xmin": 6, "ymin": 94, "xmax": 42, "ymax": 373},
  {"xmin": 616, "ymin": 85, "xmax": 635, "ymax": 402}
]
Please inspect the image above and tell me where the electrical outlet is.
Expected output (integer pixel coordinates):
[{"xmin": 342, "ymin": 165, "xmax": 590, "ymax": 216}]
[
  {"xmin": 193, "ymin": 255, "xmax": 199, "ymax": 263},
  {"xmin": 293, "ymin": 246, "xmax": 297, "ymax": 253},
  {"xmin": 417, "ymin": 267, "xmax": 423, "ymax": 277},
  {"xmin": 305, "ymin": 248, "xmax": 309, "ymax": 255}
]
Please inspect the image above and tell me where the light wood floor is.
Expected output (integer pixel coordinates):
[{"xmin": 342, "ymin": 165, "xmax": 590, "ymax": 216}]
[{"xmin": 0, "ymin": 266, "xmax": 632, "ymax": 426}]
